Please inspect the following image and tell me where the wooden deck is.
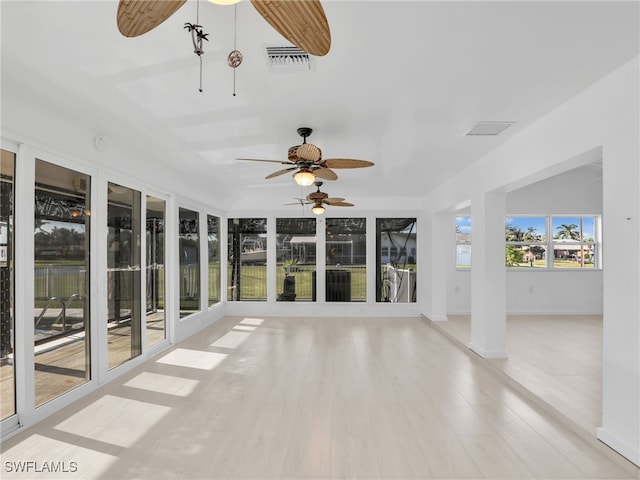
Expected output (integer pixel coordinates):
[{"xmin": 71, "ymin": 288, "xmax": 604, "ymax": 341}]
[{"xmin": 1, "ymin": 313, "xmax": 165, "ymax": 419}]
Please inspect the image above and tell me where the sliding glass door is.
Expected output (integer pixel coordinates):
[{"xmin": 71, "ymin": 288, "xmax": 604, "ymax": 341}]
[
  {"xmin": 34, "ymin": 160, "xmax": 91, "ymax": 406},
  {"xmin": 107, "ymin": 183, "xmax": 141, "ymax": 369},
  {"xmin": 146, "ymin": 196, "xmax": 165, "ymax": 347},
  {"xmin": 1, "ymin": 150, "xmax": 16, "ymax": 418}
]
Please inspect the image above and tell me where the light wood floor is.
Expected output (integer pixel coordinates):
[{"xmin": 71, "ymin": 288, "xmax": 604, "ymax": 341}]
[
  {"xmin": 434, "ymin": 314, "xmax": 602, "ymax": 435},
  {"xmin": 1, "ymin": 316, "xmax": 637, "ymax": 479}
]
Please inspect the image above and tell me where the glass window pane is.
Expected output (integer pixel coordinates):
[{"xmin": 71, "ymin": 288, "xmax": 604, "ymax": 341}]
[
  {"xmin": 325, "ymin": 218, "xmax": 366, "ymax": 302},
  {"xmin": 207, "ymin": 215, "xmax": 220, "ymax": 306},
  {"xmin": 276, "ymin": 218, "xmax": 316, "ymax": 302},
  {"xmin": 552, "ymin": 216, "xmax": 596, "ymax": 268},
  {"xmin": 146, "ymin": 196, "xmax": 165, "ymax": 347},
  {"xmin": 34, "ymin": 160, "xmax": 91, "ymax": 405},
  {"xmin": 582, "ymin": 217, "xmax": 596, "ymax": 242},
  {"xmin": 1, "ymin": 149, "xmax": 16, "ymax": 419},
  {"xmin": 552, "ymin": 216, "xmax": 582, "ymax": 241},
  {"xmin": 227, "ymin": 218, "xmax": 267, "ymax": 301},
  {"xmin": 376, "ymin": 218, "xmax": 416, "ymax": 303},
  {"xmin": 456, "ymin": 245, "xmax": 472, "ymax": 269},
  {"xmin": 107, "ymin": 183, "xmax": 142, "ymax": 369},
  {"xmin": 456, "ymin": 216, "xmax": 472, "ymax": 269},
  {"xmin": 506, "ymin": 244, "xmax": 548, "ymax": 268},
  {"xmin": 455, "ymin": 216, "xmax": 472, "ymax": 242},
  {"xmin": 505, "ymin": 217, "xmax": 547, "ymax": 242},
  {"xmin": 179, "ymin": 208, "xmax": 200, "ymax": 316},
  {"xmin": 506, "ymin": 217, "xmax": 547, "ymax": 269}
]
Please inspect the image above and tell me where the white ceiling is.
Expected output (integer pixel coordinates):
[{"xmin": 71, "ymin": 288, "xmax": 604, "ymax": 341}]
[{"xmin": 1, "ymin": 1, "xmax": 638, "ymax": 211}]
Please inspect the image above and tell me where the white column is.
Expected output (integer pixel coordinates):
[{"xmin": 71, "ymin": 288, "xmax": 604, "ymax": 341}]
[
  {"xmin": 429, "ymin": 212, "xmax": 449, "ymax": 321},
  {"xmin": 13, "ymin": 142, "xmax": 36, "ymax": 426},
  {"xmin": 597, "ymin": 125, "xmax": 640, "ymax": 466},
  {"xmin": 469, "ymin": 190, "xmax": 507, "ymax": 358}
]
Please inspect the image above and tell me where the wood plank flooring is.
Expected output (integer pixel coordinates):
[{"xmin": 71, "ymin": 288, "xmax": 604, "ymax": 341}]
[
  {"xmin": 1, "ymin": 316, "xmax": 637, "ymax": 479},
  {"xmin": 434, "ymin": 314, "xmax": 603, "ymax": 435}
]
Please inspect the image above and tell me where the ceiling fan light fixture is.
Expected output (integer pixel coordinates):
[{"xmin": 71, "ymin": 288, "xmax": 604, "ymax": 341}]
[
  {"xmin": 312, "ymin": 204, "xmax": 325, "ymax": 215},
  {"xmin": 294, "ymin": 169, "xmax": 315, "ymax": 186}
]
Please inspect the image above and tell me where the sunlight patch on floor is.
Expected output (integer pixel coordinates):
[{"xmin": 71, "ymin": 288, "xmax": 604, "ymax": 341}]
[
  {"xmin": 240, "ymin": 317, "xmax": 264, "ymax": 326},
  {"xmin": 123, "ymin": 371, "xmax": 200, "ymax": 397},
  {"xmin": 0, "ymin": 433, "xmax": 118, "ymax": 479},
  {"xmin": 233, "ymin": 325, "xmax": 257, "ymax": 332},
  {"xmin": 155, "ymin": 348, "xmax": 227, "ymax": 370},
  {"xmin": 55, "ymin": 395, "xmax": 171, "ymax": 449}
]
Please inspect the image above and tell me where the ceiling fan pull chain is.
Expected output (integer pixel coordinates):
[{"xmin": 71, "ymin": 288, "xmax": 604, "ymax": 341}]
[
  {"xmin": 184, "ymin": 0, "xmax": 209, "ymax": 92},
  {"xmin": 227, "ymin": 3, "xmax": 243, "ymax": 97},
  {"xmin": 199, "ymin": 56, "xmax": 204, "ymax": 93}
]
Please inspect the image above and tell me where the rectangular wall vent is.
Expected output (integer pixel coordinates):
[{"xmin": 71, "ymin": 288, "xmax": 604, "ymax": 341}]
[
  {"xmin": 465, "ymin": 121, "xmax": 516, "ymax": 136},
  {"xmin": 265, "ymin": 46, "xmax": 312, "ymax": 71}
]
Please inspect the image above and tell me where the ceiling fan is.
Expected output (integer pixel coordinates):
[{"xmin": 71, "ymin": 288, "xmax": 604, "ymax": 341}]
[
  {"xmin": 285, "ymin": 180, "xmax": 354, "ymax": 215},
  {"xmin": 116, "ymin": 0, "xmax": 331, "ymax": 57},
  {"xmin": 238, "ymin": 127, "xmax": 374, "ymax": 186}
]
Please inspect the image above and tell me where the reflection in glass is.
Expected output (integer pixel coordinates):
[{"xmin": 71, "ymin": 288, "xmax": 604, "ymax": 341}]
[
  {"xmin": 34, "ymin": 160, "xmax": 91, "ymax": 406},
  {"xmin": 325, "ymin": 218, "xmax": 366, "ymax": 302},
  {"xmin": 179, "ymin": 208, "xmax": 200, "ymax": 316},
  {"xmin": 376, "ymin": 218, "xmax": 417, "ymax": 303},
  {"xmin": 228, "ymin": 218, "xmax": 267, "ymax": 301},
  {"xmin": 107, "ymin": 183, "xmax": 142, "ymax": 369},
  {"xmin": 146, "ymin": 196, "xmax": 165, "ymax": 347},
  {"xmin": 207, "ymin": 215, "xmax": 220, "ymax": 306},
  {"xmin": 1, "ymin": 150, "xmax": 16, "ymax": 419},
  {"xmin": 276, "ymin": 218, "xmax": 316, "ymax": 302}
]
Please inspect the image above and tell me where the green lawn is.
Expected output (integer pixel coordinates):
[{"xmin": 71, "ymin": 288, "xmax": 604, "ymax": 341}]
[{"xmin": 227, "ymin": 265, "xmax": 369, "ymax": 301}]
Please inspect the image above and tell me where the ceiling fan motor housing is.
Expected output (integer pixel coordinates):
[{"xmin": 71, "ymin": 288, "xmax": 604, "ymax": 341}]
[
  {"xmin": 307, "ymin": 190, "xmax": 328, "ymax": 202},
  {"xmin": 288, "ymin": 143, "xmax": 322, "ymax": 162}
]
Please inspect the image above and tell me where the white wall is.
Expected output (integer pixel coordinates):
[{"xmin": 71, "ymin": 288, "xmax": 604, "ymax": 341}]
[
  {"xmin": 447, "ymin": 270, "xmax": 603, "ymax": 315},
  {"xmin": 426, "ymin": 56, "xmax": 640, "ymax": 465},
  {"xmin": 447, "ymin": 157, "xmax": 604, "ymax": 315}
]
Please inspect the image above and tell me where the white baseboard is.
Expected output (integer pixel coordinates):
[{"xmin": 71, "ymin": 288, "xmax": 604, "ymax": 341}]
[
  {"xmin": 597, "ymin": 427, "xmax": 640, "ymax": 468},
  {"xmin": 469, "ymin": 342, "xmax": 509, "ymax": 359}
]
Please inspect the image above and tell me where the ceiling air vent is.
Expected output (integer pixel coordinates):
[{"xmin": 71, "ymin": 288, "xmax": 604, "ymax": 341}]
[
  {"xmin": 465, "ymin": 121, "xmax": 516, "ymax": 136},
  {"xmin": 265, "ymin": 46, "xmax": 313, "ymax": 71}
]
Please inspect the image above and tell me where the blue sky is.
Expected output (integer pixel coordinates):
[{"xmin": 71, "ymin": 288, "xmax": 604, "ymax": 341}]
[{"xmin": 455, "ymin": 216, "xmax": 472, "ymax": 234}]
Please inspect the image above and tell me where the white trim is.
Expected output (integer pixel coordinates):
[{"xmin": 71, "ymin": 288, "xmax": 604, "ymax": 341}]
[
  {"xmin": 469, "ymin": 342, "xmax": 509, "ymax": 359},
  {"xmin": 597, "ymin": 427, "xmax": 640, "ymax": 468}
]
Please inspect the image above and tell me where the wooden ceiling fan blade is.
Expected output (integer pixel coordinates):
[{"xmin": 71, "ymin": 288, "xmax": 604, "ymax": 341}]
[
  {"xmin": 266, "ymin": 167, "xmax": 297, "ymax": 179},
  {"xmin": 117, "ymin": 0, "xmax": 187, "ymax": 37},
  {"xmin": 250, "ymin": 0, "xmax": 331, "ymax": 56},
  {"xmin": 325, "ymin": 201, "xmax": 354, "ymax": 207},
  {"xmin": 313, "ymin": 167, "xmax": 338, "ymax": 180},
  {"xmin": 237, "ymin": 157, "xmax": 294, "ymax": 165},
  {"xmin": 324, "ymin": 197, "xmax": 345, "ymax": 204},
  {"xmin": 323, "ymin": 158, "xmax": 375, "ymax": 169}
]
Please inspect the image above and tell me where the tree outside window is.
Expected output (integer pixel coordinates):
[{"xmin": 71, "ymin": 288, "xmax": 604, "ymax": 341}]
[
  {"xmin": 551, "ymin": 216, "xmax": 597, "ymax": 268},
  {"xmin": 505, "ymin": 217, "xmax": 547, "ymax": 268}
]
